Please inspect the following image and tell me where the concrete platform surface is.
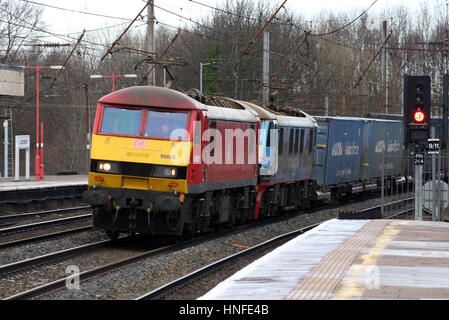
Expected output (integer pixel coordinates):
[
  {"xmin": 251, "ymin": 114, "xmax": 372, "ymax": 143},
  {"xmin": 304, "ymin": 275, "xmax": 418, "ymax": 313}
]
[
  {"xmin": 0, "ymin": 175, "xmax": 88, "ymax": 191},
  {"xmin": 199, "ymin": 219, "xmax": 449, "ymax": 300}
]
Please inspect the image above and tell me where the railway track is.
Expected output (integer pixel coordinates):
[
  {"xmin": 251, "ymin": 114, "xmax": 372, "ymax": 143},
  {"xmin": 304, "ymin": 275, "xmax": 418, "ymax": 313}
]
[
  {"xmin": 2, "ymin": 206, "xmax": 321, "ymax": 300},
  {"xmin": 0, "ymin": 214, "xmax": 92, "ymax": 237},
  {"xmin": 0, "ymin": 225, "xmax": 93, "ymax": 250},
  {"xmin": 0, "ymin": 206, "xmax": 96, "ymax": 257},
  {"xmin": 136, "ymin": 223, "xmax": 320, "ymax": 300},
  {"xmin": 0, "ymin": 206, "xmax": 90, "ymax": 224},
  {"xmin": 3, "ymin": 240, "xmax": 173, "ymax": 300},
  {"xmin": 0, "ymin": 238, "xmax": 115, "ymax": 277},
  {"xmin": 338, "ymin": 196, "xmax": 415, "ymax": 219},
  {"xmin": 2, "ymin": 194, "xmax": 416, "ymax": 300},
  {"xmin": 137, "ymin": 196, "xmax": 417, "ymax": 300}
]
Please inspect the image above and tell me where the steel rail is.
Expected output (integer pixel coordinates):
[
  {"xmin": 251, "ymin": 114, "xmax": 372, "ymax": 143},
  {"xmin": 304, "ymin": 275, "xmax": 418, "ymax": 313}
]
[
  {"xmin": 136, "ymin": 223, "xmax": 321, "ymax": 300},
  {"xmin": 360, "ymin": 196, "xmax": 414, "ymax": 214},
  {"xmin": 0, "ymin": 205, "xmax": 91, "ymax": 223},
  {"xmin": 0, "ymin": 238, "xmax": 115, "ymax": 276},
  {"xmin": 4, "ymin": 193, "xmax": 410, "ymax": 300},
  {"xmin": 5, "ymin": 217, "xmax": 320, "ymax": 300},
  {"xmin": 4, "ymin": 222, "xmax": 273, "ymax": 300},
  {"xmin": 6, "ymin": 225, "xmax": 252, "ymax": 300},
  {"xmin": 135, "ymin": 197, "xmax": 415, "ymax": 300},
  {"xmin": 4, "ymin": 243, "xmax": 175, "ymax": 300},
  {"xmin": 385, "ymin": 207, "xmax": 414, "ymax": 219},
  {"xmin": 338, "ymin": 197, "xmax": 415, "ymax": 219},
  {"xmin": 0, "ymin": 213, "xmax": 92, "ymax": 236},
  {"xmin": 0, "ymin": 225, "xmax": 93, "ymax": 250}
]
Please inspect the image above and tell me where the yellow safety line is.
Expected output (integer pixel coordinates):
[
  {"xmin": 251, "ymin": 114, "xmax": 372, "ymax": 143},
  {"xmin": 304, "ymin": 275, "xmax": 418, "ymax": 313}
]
[
  {"xmin": 332, "ymin": 222, "xmax": 402, "ymax": 299},
  {"xmin": 286, "ymin": 220, "xmax": 390, "ymax": 300}
]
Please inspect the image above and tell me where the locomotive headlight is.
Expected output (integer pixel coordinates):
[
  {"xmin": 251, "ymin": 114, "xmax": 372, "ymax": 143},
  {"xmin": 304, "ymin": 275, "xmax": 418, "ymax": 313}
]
[
  {"xmin": 97, "ymin": 161, "xmax": 119, "ymax": 173},
  {"xmin": 100, "ymin": 163, "xmax": 112, "ymax": 171},
  {"xmin": 153, "ymin": 166, "xmax": 178, "ymax": 178}
]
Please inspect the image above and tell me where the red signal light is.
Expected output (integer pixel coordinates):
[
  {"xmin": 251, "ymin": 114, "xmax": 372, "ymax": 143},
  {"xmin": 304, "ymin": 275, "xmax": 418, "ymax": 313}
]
[{"xmin": 413, "ymin": 110, "xmax": 425, "ymax": 123}]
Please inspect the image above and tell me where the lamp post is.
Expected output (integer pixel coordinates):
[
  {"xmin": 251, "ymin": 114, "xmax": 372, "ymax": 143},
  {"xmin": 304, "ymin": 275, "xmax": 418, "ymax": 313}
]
[
  {"xmin": 199, "ymin": 62, "xmax": 222, "ymax": 94},
  {"xmin": 83, "ymin": 84, "xmax": 90, "ymax": 174},
  {"xmin": 90, "ymin": 74, "xmax": 137, "ymax": 92},
  {"xmin": 24, "ymin": 65, "xmax": 64, "ymax": 181}
]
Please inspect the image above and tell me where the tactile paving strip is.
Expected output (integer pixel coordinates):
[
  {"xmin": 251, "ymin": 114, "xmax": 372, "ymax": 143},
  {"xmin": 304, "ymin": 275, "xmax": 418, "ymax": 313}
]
[{"xmin": 287, "ymin": 219, "xmax": 391, "ymax": 300}]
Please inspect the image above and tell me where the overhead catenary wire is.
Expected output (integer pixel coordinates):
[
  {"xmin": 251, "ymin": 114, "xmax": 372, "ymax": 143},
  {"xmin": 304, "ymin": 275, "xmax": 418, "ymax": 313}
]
[
  {"xmin": 309, "ymin": 0, "xmax": 379, "ymax": 37},
  {"xmin": 5, "ymin": 0, "xmax": 150, "ymax": 55},
  {"xmin": 18, "ymin": 0, "xmax": 133, "ymax": 21},
  {"xmin": 138, "ymin": 0, "xmax": 224, "ymax": 36},
  {"xmin": 141, "ymin": 0, "xmax": 402, "ymax": 101},
  {"xmin": 149, "ymin": 0, "xmax": 384, "ymax": 98},
  {"xmin": 218, "ymin": 0, "xmax": 289, "ymax": 94},
  {"xmin": 139, "ymin": 28, "xmax": 182, "ymax": 85},
  {"xmin": 353, "ymin": 32, "xmax": 391, "ymax": 89},
  {"xmin": 4, "ymin": 0, "xmax": 447, "ymax": 113},
  {"xmin": 5, "ymin": 0, "xmax": 380, "ymax": 63},
  {"xmin": 0, "ymin": 11, "xmax": 113, "ymax": 51},
  {"xmin": 14, "ymin": 0, "xmax": 447, "ymax": 48},
  {"xmin": 18, "ymin": 0, "xmax": 147, "ymax": 37},
  {"xmin": 267, "ymin": 33, "xmax": 308, "ymax": 88},
  {"xmin": 100, "ymin": 1, "xmax": 151, "ymax": 61},
  {"xmin": 187, "ymin": 0, "xmax": 355, "ymax": 25},
  {"xmin": 50, "ymin": 30, "xmax": 85, "ymax": 87}
]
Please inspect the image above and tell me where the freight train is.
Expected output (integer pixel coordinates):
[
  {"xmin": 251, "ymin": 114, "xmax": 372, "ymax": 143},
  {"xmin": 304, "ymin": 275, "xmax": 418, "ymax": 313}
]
[{"xmin": 83, "ymin": 86, "xmax": 405, "ymax": 238}]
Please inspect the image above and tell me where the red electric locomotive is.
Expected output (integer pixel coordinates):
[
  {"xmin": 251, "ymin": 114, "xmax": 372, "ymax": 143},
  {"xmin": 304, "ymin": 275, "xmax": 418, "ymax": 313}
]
[{"xmin": 83, "ymin": 86, "xmax": 259, "ymax": 237}]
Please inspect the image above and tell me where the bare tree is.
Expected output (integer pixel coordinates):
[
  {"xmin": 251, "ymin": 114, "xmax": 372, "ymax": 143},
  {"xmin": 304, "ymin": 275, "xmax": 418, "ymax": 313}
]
[{"xmin": 0, "ymin": 0, "xmax": 43, "ymax": 63}]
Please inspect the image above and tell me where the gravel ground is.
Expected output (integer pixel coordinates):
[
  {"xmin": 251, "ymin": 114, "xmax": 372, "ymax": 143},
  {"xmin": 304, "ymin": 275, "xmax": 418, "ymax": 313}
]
[
  {"xmin": 163, "ymin": 246, "xmax": 278, "ymax": 300},
  {"xmin": 36, "ymin": 193, "xmax": 411, "ymax": 300}
]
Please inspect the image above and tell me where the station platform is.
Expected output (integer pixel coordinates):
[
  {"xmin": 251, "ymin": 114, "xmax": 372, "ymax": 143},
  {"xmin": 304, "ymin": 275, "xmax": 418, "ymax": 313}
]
[
  {"xmin": 0, "ymin": 175, "xmax": 88, "ymax": 192},
  {"xmin": 199, "ymin": 219, "xmax": 449, "ymax": 300}
]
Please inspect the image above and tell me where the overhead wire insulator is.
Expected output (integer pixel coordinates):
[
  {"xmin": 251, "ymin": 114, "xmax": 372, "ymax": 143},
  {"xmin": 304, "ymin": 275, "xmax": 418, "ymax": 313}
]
[{"xmin": 31, "ymin": 43, "xmax": 71, "ymax": 47}]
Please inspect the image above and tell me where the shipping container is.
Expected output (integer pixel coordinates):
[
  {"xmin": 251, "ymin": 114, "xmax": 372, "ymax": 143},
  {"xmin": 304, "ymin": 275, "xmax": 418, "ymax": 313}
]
[
  {"xmin": 314, "ymin": 117, "xmax": 364, "ymax": 186},
  {"xmin": 360, "ymin": 119, "xmax": 404, "ymax": 180}
]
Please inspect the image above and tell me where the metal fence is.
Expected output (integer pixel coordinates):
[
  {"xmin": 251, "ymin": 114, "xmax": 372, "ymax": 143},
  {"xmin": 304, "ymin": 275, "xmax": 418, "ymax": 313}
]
[{"xmin": 380, "ymin": 153, "xmax": 449, "ymax": 221}]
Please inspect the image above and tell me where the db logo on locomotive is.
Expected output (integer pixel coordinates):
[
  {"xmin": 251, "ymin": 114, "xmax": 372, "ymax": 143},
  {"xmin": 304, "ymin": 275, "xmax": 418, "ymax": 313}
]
[{"xmin": 133, "ymin": 139, "xmax": 147, "ymax": 148}]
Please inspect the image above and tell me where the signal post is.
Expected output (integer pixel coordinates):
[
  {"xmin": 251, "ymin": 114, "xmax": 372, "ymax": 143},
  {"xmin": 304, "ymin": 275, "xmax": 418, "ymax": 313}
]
[{"xmin": 403, "ymin": 75, "xmax": 431, "ymax": 220}]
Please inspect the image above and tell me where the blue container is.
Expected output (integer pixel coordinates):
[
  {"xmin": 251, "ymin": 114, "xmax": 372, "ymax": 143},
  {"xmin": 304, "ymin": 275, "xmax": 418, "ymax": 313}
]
[
  {"xmin": 360, "ymin": 119, "xmax": 404, "ymax": 180},
  {"xmin": 314, "ymin": 117, "xmax": 364, "ymax": 186}
]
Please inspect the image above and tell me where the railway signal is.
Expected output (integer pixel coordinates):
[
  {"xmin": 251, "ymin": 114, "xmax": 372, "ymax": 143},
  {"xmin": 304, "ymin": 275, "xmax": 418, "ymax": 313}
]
[
  {"xmin": 413, "ymin": 109, "xmax": 425, "ymax": 123},
  {"xmin": 404, "ymin": 75, "xmax": 431, "ymax": 147}
]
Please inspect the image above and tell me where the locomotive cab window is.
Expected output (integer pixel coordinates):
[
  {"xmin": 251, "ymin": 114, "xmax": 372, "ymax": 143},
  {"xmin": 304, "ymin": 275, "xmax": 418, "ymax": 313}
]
[
  {"xmin": 100, "ymin": 107, "xmax": 142, "ymax": 136},
  {"xmin": 145, "ymin": 110, "xmax": 188, "ymax": 139}
]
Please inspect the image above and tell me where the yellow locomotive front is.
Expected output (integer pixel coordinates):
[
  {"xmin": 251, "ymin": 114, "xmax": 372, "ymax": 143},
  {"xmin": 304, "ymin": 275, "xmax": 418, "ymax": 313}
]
[{"xmin": 83, "ymin": 86, "xmax": 203, "ymax": 237}]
